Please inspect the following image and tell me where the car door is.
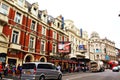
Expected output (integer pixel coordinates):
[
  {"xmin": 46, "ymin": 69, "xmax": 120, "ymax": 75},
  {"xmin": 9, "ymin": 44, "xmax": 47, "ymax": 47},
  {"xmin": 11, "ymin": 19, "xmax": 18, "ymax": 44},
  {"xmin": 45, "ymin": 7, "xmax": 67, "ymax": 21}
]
[
  {"xmin": 49, "ymin": 64, "xmax": 59, "ymax": 79},
  {"xmin": 37, "ymin": 64, "xmax": 50, "ymax": 79}
]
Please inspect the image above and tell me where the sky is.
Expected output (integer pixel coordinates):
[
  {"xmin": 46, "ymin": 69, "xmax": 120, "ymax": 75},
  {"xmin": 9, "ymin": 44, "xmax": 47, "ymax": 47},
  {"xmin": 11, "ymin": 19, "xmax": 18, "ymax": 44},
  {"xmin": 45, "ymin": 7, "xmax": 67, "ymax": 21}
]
[{"xmin": 28, "ymin": 0, "xmax": 120, "ymax": 48}]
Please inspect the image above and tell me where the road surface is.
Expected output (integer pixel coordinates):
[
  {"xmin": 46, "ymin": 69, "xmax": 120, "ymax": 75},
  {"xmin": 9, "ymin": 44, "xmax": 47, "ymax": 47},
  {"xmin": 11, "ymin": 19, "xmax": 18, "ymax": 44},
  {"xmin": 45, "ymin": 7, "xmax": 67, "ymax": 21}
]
[{"xmin": 63, "ymin": 69, "xmax": 120, "ymax": 80}]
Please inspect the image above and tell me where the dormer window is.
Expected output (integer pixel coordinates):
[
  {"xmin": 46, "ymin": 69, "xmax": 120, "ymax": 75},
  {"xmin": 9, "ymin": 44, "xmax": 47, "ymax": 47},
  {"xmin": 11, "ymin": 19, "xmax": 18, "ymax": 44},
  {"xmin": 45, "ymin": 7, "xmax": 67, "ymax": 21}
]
[
  {"xmin": 58, "ymin": 22, "xmax": 60, "ymax": 27},
  {"xmin": 31, "ymin": 2, "xmax": 39, "ymax": 16},
  {"xmin": 32, "ymin": 7, "xmax": 38, "ymax": 16},
  {"xmin": 34, "ymin": 8, "xmax": 37, "ymax": 11},
  {"xmin": 43, "ymin": 14, "xmax": 46, "ymax": 17}
]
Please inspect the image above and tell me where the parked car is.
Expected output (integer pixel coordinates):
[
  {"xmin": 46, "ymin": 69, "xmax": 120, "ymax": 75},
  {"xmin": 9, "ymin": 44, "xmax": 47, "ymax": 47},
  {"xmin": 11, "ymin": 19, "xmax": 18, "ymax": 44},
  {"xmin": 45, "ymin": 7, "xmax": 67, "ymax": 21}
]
[
  {"xmin": 112, "ymin": 66, "xmax": 119, "ymax": 72},
  {"xmin": 21, "ymin": 62, "xmax": 62, "ymax": 80}
]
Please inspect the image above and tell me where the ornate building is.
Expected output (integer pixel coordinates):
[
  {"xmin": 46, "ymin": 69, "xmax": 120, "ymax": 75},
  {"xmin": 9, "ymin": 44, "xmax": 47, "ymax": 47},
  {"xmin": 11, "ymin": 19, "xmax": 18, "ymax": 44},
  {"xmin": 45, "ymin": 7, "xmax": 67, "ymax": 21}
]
[
  {"xmin": 65, "ymin": 19, "xmax": 89, "ymax": 67},
  {"xmin": 0, "ymin": 0, "xmax": 70, "ymax": 70},
  {"xmin": 89, "ymin": 32, "xmax": 117, "ymax": 66}
]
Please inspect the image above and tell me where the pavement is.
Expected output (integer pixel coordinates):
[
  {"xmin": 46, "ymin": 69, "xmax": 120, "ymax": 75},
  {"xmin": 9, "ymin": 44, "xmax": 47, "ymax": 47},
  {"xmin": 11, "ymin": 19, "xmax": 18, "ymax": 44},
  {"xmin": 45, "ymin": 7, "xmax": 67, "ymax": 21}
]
[{"xmin": 2, "ymin": 71, "xmax": 90, "ymax": 80}]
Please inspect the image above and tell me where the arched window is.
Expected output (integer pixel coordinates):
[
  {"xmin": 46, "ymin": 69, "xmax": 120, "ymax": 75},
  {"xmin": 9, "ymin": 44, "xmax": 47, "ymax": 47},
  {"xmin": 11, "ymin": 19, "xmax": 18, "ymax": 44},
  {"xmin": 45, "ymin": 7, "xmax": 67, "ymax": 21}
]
[{"xmin": 40, "ymin": 58, "xmax": 45, "ymax": 62}]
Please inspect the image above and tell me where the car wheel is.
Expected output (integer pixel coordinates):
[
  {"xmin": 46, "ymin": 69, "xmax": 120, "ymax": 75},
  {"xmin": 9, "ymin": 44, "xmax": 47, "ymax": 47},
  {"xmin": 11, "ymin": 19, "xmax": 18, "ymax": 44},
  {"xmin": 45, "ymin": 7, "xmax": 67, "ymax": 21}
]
[
  {"xmin": 58, "ymin": 74, "xmax": 62, "ymax": 80},
  {"xmin": 39, "ymin": 76, "xmax": 45, "ymax": 80}
]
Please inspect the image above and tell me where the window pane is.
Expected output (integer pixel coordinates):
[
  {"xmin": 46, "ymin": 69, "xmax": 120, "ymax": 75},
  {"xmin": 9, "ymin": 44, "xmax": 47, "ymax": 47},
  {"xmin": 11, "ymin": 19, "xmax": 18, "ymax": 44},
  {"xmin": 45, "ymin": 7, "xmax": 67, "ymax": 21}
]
[
  {"xmin": 53, "ymin": 31, "xmax": 57, "ymax": 39},
  {"xmin": 42, "ymin": 27, "xmax": 45, "ymax": 35},
  {"xmin": 31, "ymin": 21, "xmax": 35, "ymax": 30},
  {"xmin": 22, "ymin": 63, "xmax": 36, "ymax": 69},
  {"xmin": 52, "ymin": 44, "xmax": 56, "ymax": 54},
  {"xmin": 37, "ymin": 64, "xmax": 53, "ymax": 69},
  {"xmin": 1, "ymin": 3, "xmax": 8, "ymax": 15},
  {"xmin": 15, "ymin": 12, "xmax": 21, "ymax": 23},
  {"xmin": 30, "ymin": 37, "xmax": 34, "ymax": 48},
  {"xmin": 12, "ymin": 31, "xmax": 19, "ymax": 43},
  {"xmin": 41, "ymin": 41, "xmax": 45, "ymax": 53}
]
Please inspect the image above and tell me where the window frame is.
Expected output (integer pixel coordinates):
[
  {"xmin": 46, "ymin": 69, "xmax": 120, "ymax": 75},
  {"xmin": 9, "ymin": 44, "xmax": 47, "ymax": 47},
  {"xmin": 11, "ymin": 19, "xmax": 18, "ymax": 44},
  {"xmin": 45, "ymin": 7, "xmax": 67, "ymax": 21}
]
[
  {"xmin": 31, "ymin": 20, "xmax": 36, "ymax": 31},
  {"xmin": 59, "ymin": 35, "xmax": 62, "ymax": 41},
  {"xmin": 0, "ymin": 3, "xmax": 9, "ymax": 15},
  {"xmin": 15, "ymin": 12, "xmax": 22, "ymax": 24},
  {"xmin": 42, "ymin": 26, "xmax": 46, "ymax": 35},
  {"xmin": 41, "ymin": 40, "xmax": 45, "ymax": 54},
  {"xmin": 11, "ymin": 29, "xmax": 20, "ymax": 44},
  {"xmin": 53, "ymin": 31, "xmax": 57, "ymax": 39},
  {"xmin": 52, "ymin": 44, "xmax": 56, "ymax": 54},
  {"xmin": 12, "ymin": 31, "xmax": 19, "ymax": 44},
  {"xmin": 29, "ymin": 36, "xmax": 35, "ymax": 49}
]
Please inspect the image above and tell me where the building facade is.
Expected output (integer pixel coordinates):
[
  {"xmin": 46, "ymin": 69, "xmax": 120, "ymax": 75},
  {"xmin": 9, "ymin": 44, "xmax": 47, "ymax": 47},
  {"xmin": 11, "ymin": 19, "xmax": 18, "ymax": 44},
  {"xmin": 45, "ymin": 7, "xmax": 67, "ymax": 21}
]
[
  {"xmin": 0, "ymin": 0, "xmax": 118, "ymax": 71},
  {"xmin": 65, "ymin": 20, "xmax": 89, "ymax": 67},
  {"xmin": 89, "ymin": 32, "xmax": 117, "ymax": 68},
  {"xmin": 0, "ymin": 0, "xmax": 71, "ymax": 71}
]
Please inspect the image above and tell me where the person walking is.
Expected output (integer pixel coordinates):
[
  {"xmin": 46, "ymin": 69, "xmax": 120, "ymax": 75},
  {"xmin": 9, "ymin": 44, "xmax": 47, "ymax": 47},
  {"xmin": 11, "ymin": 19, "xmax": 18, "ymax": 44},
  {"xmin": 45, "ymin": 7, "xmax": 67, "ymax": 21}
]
[
  {"xmin": 12, "ymin": 64, "xmax": 16, "ymax": 77},
  {"xmin": 0, "ymin": 62, "xmax": 3, "ymax": 79},
  {"xmin": 4, "ymin": 64, "xmax": 8, "ymax": 76},
  {"xmin": 17, "ymin": 64, "xmax": 22, "ymax": 78},
  {"xmin": 57, "ymin": 64, "xmax": 61, "ymax": 72}
]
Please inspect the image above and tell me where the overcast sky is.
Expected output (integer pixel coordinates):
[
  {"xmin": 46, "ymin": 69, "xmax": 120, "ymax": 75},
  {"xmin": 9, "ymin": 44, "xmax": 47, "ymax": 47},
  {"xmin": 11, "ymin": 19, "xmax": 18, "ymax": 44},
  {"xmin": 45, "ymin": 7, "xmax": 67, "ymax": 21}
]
[{"xmin": 29, "ymin": 0, "xmax": 120, "ymax": 48}]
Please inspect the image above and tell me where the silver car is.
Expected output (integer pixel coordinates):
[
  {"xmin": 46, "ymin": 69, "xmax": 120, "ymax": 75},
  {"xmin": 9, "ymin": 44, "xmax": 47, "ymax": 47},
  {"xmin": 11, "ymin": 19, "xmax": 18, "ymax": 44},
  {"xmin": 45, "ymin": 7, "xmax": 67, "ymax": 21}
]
[{"xmin": 21, "ymin": 62, "xmax": 62, "ymax": 80}]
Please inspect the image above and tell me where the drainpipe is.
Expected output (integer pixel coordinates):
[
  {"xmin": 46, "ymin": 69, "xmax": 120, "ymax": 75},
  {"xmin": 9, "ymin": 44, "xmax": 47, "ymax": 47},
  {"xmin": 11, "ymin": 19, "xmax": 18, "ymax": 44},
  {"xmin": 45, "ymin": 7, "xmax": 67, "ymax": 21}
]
[
  {"xmin": 48, "ymin": 26, "xmax": 50, "ymax": 62},
  {"xmin": 22, "ymin": 14, "xmax": 28, "ymax": 64}
]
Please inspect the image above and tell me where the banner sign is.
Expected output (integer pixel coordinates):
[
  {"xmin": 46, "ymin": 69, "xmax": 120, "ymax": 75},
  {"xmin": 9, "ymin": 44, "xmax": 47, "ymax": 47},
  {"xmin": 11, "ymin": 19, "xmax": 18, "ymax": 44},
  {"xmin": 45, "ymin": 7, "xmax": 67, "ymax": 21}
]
[
  {"xmin": 79, "ymin": 45, "xmax": 87, "ymax": 50},
  {"xmin": 58, "ymin": 42, "xmax": 71, "ymax": 53},
  {"xmin": 105, "ymin": 55, "xmax": 110, "ymax": 60}
]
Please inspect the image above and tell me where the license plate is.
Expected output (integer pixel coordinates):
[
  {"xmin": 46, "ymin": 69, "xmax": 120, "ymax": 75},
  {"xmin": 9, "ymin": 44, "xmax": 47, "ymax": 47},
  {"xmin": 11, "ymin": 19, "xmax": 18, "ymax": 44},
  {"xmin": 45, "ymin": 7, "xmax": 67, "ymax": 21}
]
[{"xmin": 26, "ymin": 71, "xmax": 31, "ymax": 75}]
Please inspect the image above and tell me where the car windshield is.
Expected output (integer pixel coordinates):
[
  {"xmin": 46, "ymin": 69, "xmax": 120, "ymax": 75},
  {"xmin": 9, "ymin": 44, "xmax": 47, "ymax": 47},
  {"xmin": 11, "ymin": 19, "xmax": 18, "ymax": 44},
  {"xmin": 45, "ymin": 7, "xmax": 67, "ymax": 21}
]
[{"xmin": 22, "ymin": 63, "xmax": 36, "ymax": 69}]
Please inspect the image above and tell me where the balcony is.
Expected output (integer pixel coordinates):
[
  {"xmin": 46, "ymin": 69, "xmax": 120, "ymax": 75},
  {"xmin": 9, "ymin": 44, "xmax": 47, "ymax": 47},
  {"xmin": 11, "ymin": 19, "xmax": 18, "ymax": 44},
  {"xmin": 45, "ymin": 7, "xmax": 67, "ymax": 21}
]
[
  {"xmin": 10, "ymin": 43, "xmax": 21, "ymax": 50},
  {"xmin": 79, "ymin": 49, "xmax": 87, "ymax": 53},
  {"xmin": 28, "ymin": 47, "xmax": 35, "ymax": 53},
  {"xmin": 76, "ymin": 52, "xmax": 85, "ymax": 57},
  {"xmin": 0, "ymin": 13, "xmax": 8, "ymax": 25},
  {"xmin": 50, "ymin": 52, "xmax": 57, "ymax": 56}
]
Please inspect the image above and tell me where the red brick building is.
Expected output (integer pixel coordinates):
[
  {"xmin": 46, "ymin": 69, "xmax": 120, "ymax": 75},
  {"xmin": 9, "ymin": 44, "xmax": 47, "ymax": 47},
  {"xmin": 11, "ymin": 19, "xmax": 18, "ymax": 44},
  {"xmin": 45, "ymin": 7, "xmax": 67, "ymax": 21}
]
[{"xmin": 0, "ymin": 0, "xmax": 71, "ymax": 71}]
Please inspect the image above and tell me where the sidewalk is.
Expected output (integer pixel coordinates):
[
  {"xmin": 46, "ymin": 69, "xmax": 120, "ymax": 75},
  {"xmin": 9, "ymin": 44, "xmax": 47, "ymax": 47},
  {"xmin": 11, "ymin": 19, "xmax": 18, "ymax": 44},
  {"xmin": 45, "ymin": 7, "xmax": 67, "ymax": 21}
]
[
  {"xmin": 3, "ymin": 74, "xmax": 20, "ymax": 80},
  {"xmin": 3, "ymin": 71, "xmax": 90, "ymax": 80}
]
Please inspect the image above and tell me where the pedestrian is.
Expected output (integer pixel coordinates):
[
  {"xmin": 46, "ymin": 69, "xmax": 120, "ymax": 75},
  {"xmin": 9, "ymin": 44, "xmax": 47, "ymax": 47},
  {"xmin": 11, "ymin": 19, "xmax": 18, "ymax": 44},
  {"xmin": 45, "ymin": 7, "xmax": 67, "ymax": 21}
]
[
  {"xmin": 4, "ymin": 64, "xmax": 8, "ymax": 76},
  {"xmin": 17, "ymin": 64, "xmax": 20, "ymax": 74},
  {"xmin": 0, "ymin": 62, "xmax": 3, "ymax": 79},
  {"xmin": 12, "ymin": 64, "xmax": 16, "ymax": 77},
  {"xmin": 57, "ymin": 64, "xmax": 61, "ymax": 72},
  {"xmin": 17, "ymin": 64, "xmax": 22, "ymax": 78}
]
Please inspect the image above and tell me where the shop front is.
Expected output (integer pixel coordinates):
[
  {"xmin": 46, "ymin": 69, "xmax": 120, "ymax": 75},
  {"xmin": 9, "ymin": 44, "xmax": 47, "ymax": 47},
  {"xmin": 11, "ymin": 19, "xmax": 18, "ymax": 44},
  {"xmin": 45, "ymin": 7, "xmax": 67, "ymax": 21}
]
[{"xmin": 0, "ymin": 53, "xmax": 7, "ymax": 65}]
